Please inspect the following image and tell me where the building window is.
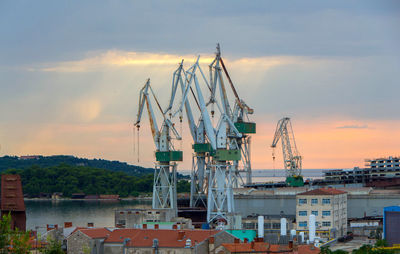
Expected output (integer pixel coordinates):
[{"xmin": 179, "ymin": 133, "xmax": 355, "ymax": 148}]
[
  {"xmin": 322, "ymin": 199, "xmax": 331, "ymax": 204},
  {"xmin": 312, "ymin": 211, "xmax": 318, "ymax": 216},
  {"xmin": 311, "ymin": 199, "xmax": 318, "ymax": 205},
  {"xmin": 299, "ymin": 199, "xmax": 307, "ymax": 205},
  {"xmin": 322, "ymin": 221, "xmax": 331, "ymax": 227},
  {"xmin": 322, "ymin": 211, "xmax": 331, "ymax": 216},
  {"xmin": 299, "ymin": 211, "xmax": 307, "ymax": 216},
  {"xmin": 244, "ymin": 223, "xmax": 255, "ymax": 229},
  {"xmin": 272, "ymin": 223, "xmax": 280, "ymax": 229},
  {"xmin": 265, "ymin": 223, "xmax": 271, "ymax": 229},
  {"xmin": 299, "ymin": 221, "xmax": 307, "ymax": 227}
]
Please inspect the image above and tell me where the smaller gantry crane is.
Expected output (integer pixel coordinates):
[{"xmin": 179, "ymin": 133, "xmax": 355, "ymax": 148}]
[{"xmin": 271, "ymin": 117, "xmax": 304, "ymax": 187}]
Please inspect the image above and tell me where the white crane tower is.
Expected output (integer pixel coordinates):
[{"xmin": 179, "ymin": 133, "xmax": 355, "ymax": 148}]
[
  {"xmin": 135, "ymin": 78, "xmax": 183, "ymax": 216},
  {"xmin": 178, "ymin": 54, "xmax": 243, "ymax": 227},
  {"xmin": 208, "ymin": 44, "xmax": 256, "ymax": 187},
  {"xmin": 271, "ymin": 117, "xmax": 304, "ymax": 187}
]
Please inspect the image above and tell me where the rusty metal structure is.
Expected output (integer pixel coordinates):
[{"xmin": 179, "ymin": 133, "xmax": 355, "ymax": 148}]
[{"xmin": 1, "ymin": 174, "xmax": 26, "ymax": 231}]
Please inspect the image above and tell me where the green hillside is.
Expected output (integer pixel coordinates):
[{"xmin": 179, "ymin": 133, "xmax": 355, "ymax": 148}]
[{"xmin": 0, "ymin": 155, "xmax": 153, "ymax": 176}]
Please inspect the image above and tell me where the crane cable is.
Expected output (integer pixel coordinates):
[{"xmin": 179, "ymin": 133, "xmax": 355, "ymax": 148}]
[
  {"xmin": 137, "ymin": 126, "xmax": 140, "ymax": 163},
  {"xmin": 133, "ymin": 125, "xmax": 136, "ymax": 162},
  {"xmin": 179, "ymin": 112, "xmax": 183, "ymax": 150},
  {"xmin": 272, "ymin": 147, "xmax": 276, "ymax": 177}
]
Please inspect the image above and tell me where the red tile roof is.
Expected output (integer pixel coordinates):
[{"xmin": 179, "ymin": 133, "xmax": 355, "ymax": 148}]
[
  {"xmin": 105, "ymin": 229, "xmax": 220, "ymax": 248},
  {"xmin": 80, "ymin": 228, "xmax": 111, "ymax": 239},
  {"xmin": 297, "ymin": 245, "xmax": 321, "ymax": 254},
  {"xmin": 221, "ymin": 242, "xmax": 320, "ymax": 253},
  {"xmin": 297, "ymin": 187, "xmax": 347, "ymax": 196},
  {"xmin": 69, "ymin": 227, "xmax": 111, "ymax": 239}
]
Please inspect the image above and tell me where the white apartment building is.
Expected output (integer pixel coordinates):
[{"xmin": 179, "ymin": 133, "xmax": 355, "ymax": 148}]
[
  {"xmin": 367, "ymin": 156, "xmax": 400, "ymax": 169},
  {"xmin": 296, "ymin": 188, "xmax": 347, "ymax": 239}
]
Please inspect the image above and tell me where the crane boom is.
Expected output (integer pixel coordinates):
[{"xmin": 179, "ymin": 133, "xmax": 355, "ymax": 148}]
[
  {"xmin": 271, "ymin": 117, "xmax": 304, "ymax": 187},
  {"xmin": 135, "ymin": 79, "xmax": 160, "ymax": 149}
]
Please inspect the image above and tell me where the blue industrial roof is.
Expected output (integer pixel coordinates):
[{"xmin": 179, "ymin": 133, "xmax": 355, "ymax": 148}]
[{"xmin": 384, "ymin": 206, "xmax": 400, "ymax": 212}]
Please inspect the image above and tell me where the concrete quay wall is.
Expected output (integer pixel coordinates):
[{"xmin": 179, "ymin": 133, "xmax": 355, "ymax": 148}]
[{"xmin": 234, "ymin": 194, "xmax": 400, "ymax": 218}]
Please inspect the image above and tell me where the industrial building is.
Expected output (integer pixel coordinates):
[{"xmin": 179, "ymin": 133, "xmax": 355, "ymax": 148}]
[
  {"xmin": 234, "ymin": 187, "xmax": 399, "ymax": 219},
  {"xmin": 383, "ymin": 206, "xmax": 400, "ymax": 247},
  {"xmin": 242, "ymin": 214, "xmax": 295, "ymax": 235},
  {"xmin": 323, "ymin": 156, "xmax": 400, "ymax": 187},
  {"xmin": 114, "ymin": 208, "xmax": 192, "ymax": 229}
]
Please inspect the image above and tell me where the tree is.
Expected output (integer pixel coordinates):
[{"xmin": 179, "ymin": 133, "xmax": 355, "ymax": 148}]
[
  {"xmin": 0, "ymin": 213, "xmax": 31, "ymax": 254},
  {"xmin": 0, "ymin": 213, "xmax": 12, "ymax": 251},
  {"xmin": 41, "ymin": 239, "xmax": 64, "ymax": 254},
  {"xmin": 177, "ymin": 180, "xmax": 190, "ymax": 193}
]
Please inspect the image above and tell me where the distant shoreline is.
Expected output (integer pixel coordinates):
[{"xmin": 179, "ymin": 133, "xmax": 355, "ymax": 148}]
[{"xmin": 24, "ymin": 197, "xmax": 152, "ymax": 201}]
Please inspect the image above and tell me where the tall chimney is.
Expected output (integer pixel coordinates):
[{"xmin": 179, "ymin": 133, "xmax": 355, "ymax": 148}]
[
  {"xmin": 154, "ymin": 224, "xmax": 159, "ymax": 230},
  {"xmin": 309, "ymin": 214, "xmax": 316, "ymax": 243},
  {"xmin": 280, "ymin": 218, "xmax": 287, "ymax": 236},
  {"xmin": 257, "ymin": 216, "xmax": 264, "ymax": 238}
]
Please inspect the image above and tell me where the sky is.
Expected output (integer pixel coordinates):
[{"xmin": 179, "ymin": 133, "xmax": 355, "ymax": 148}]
[{"xmin": 0, "ymin": 0, "xmax": 399, "ymax": 170}]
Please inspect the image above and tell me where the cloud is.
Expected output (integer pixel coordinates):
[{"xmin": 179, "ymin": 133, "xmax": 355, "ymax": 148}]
[
  {"xmin": 28, "ymin": 51, "xmax": 214, "ymax": 73},
  {"xmin": 26, "ymin": 50, "xmax": 307, "ymax": 73},
  {"xmin": 336, "ymin": 124, "xmax": 369, "ymax": 129}
]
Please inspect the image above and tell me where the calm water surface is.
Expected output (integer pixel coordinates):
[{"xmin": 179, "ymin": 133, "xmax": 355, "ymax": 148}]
[{"xmin": 26, "ymin": 170, "xmax": 326, "ymax": 230}]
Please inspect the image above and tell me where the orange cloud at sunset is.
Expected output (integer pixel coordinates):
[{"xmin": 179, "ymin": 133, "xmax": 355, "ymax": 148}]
[
  {"xmin": 2, "ymin": 117, "xmax": 399, "ymax": 172},
  {"xmin": 251, "ymin": 117, "xmax": 400, "ymax": 170}
]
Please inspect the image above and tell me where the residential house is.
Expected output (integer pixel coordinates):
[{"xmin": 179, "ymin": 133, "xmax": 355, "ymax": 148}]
[
  {"xmin": 67, "ymin": 228, "xmax": 112, "ymax": 254},
  {"xmin": 103, "ymin": 228, "xmax": 236, "ymax": 254}
]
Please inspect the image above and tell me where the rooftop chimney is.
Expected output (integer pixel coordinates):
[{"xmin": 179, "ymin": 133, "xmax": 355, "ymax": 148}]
[
  {"xmin": 234, "ymin": 238, "xmax": 240, "ymax": 243},
  {"xmin": 154, "ymin": 224, "xmax": 159, "ymax": 230},
  {"xmin": 178, "ymin": 230, "xmax": 185, "ymax": 240},
  {"xmin": 87, "ymin": 222, "xmax": 94, "ymax": 227},
  {"xmin": 288, "ymin": 240, "xmax": 293, "ymax": 249},
  {"xmin": 64, "ymin": 222, "xmax": 72, "ymax": 228},
  {"xmin": 251, "ymin": 241, "xmax": 255, "ymax": 250},
  {"xmin": 173, "ymin": 224, "xmax": 178, "ymax": 230}
]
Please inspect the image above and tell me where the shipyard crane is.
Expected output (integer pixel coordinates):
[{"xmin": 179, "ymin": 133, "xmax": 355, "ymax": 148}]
[
  {"xmin": 208, "ymin": 44, "xmax": 256, "ymax": 186},
  {"xmin": 271, "ymin": 117, "xmax": 304, "ymax": 187},
  {"xmin": 135, "ymin": 79, "xmax": 183, "ymax": 216},
  {"xmin": 177, "ymin": 55, "xmax": 242, "ymax": 227},
  {"xmin": 165, "ymin": 61, "xmax": 209, "ymax": 208}
]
